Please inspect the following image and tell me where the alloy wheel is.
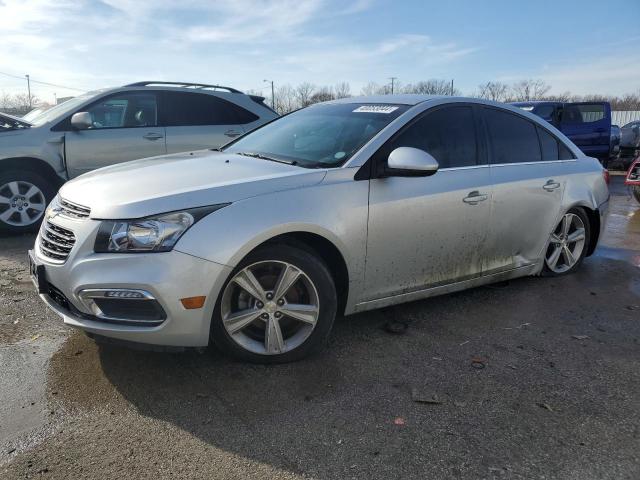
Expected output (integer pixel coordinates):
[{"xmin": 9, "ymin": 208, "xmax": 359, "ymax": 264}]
[
  {"xmin": 545, "ymin": 213, "xmax": 586, "ymax": 274},
  {"xmin": 221, "ymin": 260, "xmax": 320, "ymax": 355},
  {"xmin": 0, "ymin": 181, "xmax": 47, "ymax": 227}
]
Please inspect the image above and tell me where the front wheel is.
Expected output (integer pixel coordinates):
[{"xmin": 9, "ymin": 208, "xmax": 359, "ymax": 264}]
[
  {"xmin": 0, "ymin": 170, "xmax": 54, "ymax": 234},
  {"xmin": 633, "ymin": 186, "xmax": 640, "ymax": 205},
  {"xmin": 211, "ymin": 243, "xmax": 337, "ymax": 363},
  {"xmin": 542, "ymin": 208, "xmax": 591, "ymax": 276}
]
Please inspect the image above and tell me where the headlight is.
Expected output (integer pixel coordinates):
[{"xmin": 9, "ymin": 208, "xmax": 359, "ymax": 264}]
[{"xmin": 94, "ymin": 204, "xmax": 228, "ymax": 253}]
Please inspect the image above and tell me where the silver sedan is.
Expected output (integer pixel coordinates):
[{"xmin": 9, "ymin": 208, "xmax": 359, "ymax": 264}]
[{"xmin": 30, "ymin": 95, "xmax": 610, "ymax": 363}]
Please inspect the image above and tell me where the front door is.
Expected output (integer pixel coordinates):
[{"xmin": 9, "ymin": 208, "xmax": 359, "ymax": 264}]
[
  {"xmin": 64, "ymin": 91, "xmax": 165, "ymax": 178},
  {"xmin": 365, "ymin": 105, "xmax": 492, "ymax": 301}
]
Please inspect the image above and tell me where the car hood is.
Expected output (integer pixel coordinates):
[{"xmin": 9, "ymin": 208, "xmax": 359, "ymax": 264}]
[{"xmin": 59, "ymin": 150, "xmax": 327, "ymax": 219}]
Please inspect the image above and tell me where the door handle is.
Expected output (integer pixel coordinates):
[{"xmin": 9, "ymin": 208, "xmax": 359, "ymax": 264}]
[
  {"xmin": 224, "ymin": 129, "xmax": 242, "ymax": 138},
  {"xmin": 543, "ymin": 179, "xmax": 561, "ymax": 191},
  {"xmin": 462, "ymin": 191, "xmax": 488, "ymax": 205},
  {"xmin": 143, "ymin": 132, "xmax": 164, "ymax": 141}
]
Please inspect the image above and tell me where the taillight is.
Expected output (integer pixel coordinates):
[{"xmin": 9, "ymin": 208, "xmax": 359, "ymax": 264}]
[{"xmin": 603, "ymin": 169, "xmax": 610, "ymax": 185}]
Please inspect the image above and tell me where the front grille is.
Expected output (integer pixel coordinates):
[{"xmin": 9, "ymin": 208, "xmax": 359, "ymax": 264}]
[
  {"xmin": 59, "ymin": 198, "xmax": 91, "ymax": 219},
  {"xmin": 39, "ymin": 221, "xmax": 76, "ymax": 262}
]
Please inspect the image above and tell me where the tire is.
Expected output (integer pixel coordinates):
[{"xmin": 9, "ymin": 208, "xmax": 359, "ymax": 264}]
[
  {"xmin": 211, "ymin": 243, "xmax": 337, "ymax": 363},
  {"xmin": 0, "ymin": 170, "xmax": 55, "ymax": 234},
  {"xmin": 541, "ymin": 207, "xmax": 591, "ymax": 277},
  {"xmin": 633, "ymin": 186, "xmax": 640, "ymax": 205}
]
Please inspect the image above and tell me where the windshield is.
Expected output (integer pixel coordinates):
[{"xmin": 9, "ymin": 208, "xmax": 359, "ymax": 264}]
[
  {"xmin": 28, "ymin": 93, "xmax": 95, "ymax": 126},
  {"xmin": 224, "ymin": 103, "xmax": 409, "ymax": 168}
]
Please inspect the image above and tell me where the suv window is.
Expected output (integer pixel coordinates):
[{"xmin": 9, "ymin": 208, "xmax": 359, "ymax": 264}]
[
  {"xmin": 389, "ymin": 106, "xmax": 478, "ymax": 168},
  {"xmin": 561, "ymin": 104, "xmax": 605, "ymax": 123},
  {"xmin": 85, "ymin": 92, "xmax": 157, "ymax": 129},
  {"xmin": 162, "ymin": 91, "xmax": 258, "ymax": 126},
  {"xmin": 534, "ymin": 104, "xmax": 556, "ymax": 120},
  {"xmin": 484, "ymin": 108, "xmax": 541, "ymax": 164}
]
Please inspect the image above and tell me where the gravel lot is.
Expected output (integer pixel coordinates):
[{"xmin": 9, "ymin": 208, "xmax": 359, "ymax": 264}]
[{"xmin": 0, "ymin": 175, "xmax": 638, "ymax": 480}]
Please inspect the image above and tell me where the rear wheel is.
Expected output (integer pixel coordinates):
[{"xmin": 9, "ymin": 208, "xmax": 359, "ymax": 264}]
[
  {"xmin": 542, "ymin": 208, "xmax": 590, "ymax": 276},
  {"xmin": 211, "ymin": 244, "xmax": 337, "ymax": 363},
  {"xmin": 0, "ymin": 170, "xmax": 54, "ymax": 234}
]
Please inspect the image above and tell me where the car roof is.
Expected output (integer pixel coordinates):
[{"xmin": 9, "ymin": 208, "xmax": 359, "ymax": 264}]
[{"xmin": 327, "ymin": 94, "xmax": 449, "ymax": 106}]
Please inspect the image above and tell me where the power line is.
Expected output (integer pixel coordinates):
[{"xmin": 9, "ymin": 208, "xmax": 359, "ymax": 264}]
[{"xmin": 0, "ymin": 71, "xmax": 86, "ymax": 92}]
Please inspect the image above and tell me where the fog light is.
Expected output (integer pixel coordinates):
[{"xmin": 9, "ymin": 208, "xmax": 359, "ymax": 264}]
[
  {"xmin": 105, "ymin": 290, "xmax": 145, "ymax": 299},
  {"xmin": 180, "ymin": 296, "xmax": 206, "ymax": 309}
]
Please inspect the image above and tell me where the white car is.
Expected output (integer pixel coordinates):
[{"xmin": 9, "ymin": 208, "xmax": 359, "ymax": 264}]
[{"xmin": 30, "ymin": 95, "xmax": 609, "ymax": 363}]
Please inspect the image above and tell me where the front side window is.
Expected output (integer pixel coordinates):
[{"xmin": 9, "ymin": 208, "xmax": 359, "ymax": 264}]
[
  {"xmin": 484, "ymin": 108, "xmax": 541, "ymax": 164},
  {"xmin": 162, "ymin": 92, "xmax": 258, "ymax": 126},
  {"xmin": 224, "ymin": 103, "xmax": 409, "ymax": 168},
  {"xmin": 389, "ymin": 106, "xmax": 478, "ymax": 168},
  {"xmin": 561, "ymin": 104, "xmax": 605, "ymax": 124},
  {"xmin": 85, "ymin": 92, "xmax": 157, "ymax": 129}
]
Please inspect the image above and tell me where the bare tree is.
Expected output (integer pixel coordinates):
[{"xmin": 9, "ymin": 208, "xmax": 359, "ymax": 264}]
[
  {"xmin": 272, "ymin": 84, "xmax": 297, "ymax": 115},
  {"xmin": 333, "ymin": 82, "xmax": 351, "ymax": 99},
  {"xmin": 360, "ymin": 82, "xmax": 385, "ymax": 96},
  {"xmin": 402, "ymin": 79, "xmax": 460, "ymax": 96},
  {"xmin": 295, "ymin": 82, "xmax": 316, "ymax": 108},
  {"xmin": 510, "ymin": 79, "xmax": 551, "ymax": 101},
  {"xmin": 477, "ymin": 81, "xmax": 510, "ymax": 102},
  {"xmin": 308, "ymin": 87, "xmax": 335, "ymax": 105}
]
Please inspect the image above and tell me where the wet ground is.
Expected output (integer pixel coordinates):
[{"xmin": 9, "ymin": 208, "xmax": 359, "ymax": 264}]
[{"xmin": 0, "ymin": 176, "xmax": 638, "ymax": 480}]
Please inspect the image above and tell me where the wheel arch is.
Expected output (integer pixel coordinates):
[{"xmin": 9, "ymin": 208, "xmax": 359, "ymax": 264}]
[
  {"xmin": 565, "ymin": 202, "xmax": 600, "ymax": 257},
  {"xmin": 0, "ymin": 157, "xmax": 65, "ymax": 189}
]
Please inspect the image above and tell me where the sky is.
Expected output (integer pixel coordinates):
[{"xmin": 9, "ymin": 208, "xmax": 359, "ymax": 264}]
[{"xmin": 2, "ymin": 0, "xmax": 640, "ymax": 104}]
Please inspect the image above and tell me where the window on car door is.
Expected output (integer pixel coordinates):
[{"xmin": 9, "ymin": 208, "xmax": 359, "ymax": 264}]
[
  {"xmin": 161, "ymin": 91, "xmax": 259, "ymax": 153},
  {"xmin": 484, "ymin": 108, "xmax": 542, "ymax": 164}
]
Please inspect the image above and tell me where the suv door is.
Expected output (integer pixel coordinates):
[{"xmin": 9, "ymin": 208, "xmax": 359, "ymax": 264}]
[
  {"xmin": 161, "ymin": 91, "xmax": 259, "ymax": 153},
  {"xmin": 482, "ymin": 107, "xmax": 571, "ymax": 273},
  {"xmin": 63, "ymin": 91, "xmax": 165, "ymax": 178},
  {"xmin": 560, "ymin": 102, "xmax": 610, "ymax": 159},
  {"xmin": 364, "ymin": 105, "xmax": 492, "ymax": 301}
]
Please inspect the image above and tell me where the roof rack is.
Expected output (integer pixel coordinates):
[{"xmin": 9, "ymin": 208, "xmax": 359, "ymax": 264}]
[{"xmin": 124, "ymin": 81, "xmax": 243, "ymax": 94}]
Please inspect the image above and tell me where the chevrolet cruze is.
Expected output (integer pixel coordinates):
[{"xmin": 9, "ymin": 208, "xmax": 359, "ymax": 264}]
[{"xmin": 30, "ymin": 95, "xmax": 609, "ymax": 363}]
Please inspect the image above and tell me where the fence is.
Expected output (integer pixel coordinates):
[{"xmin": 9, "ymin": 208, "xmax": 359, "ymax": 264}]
[{"xmin": 612, "ymin": 111, "xmax": 640, "ymax": 126}]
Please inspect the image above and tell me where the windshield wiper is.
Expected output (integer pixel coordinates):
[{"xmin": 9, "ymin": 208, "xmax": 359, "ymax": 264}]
[{"xmin": 235, "ymin": 152, "xmax": 297, "ymax": 166}]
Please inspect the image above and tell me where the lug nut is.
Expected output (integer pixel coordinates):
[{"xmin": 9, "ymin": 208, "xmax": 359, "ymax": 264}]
[
  {"xmin": 261, "ymin": 313, "xmax": 269, "ymax": 320},
  {"xmin": 274, "ymin": 311, "xmax": 282, "ymax": 318},
  {"xmin": 266, "ymin": 292, "xmax": 274, "ymax": 300},
  {"xmin": 277, "ymin": 299, "xmax": 284, "ymax": 306},
  {"xmin": 256, "ymin": 301, "xmax": 264, "ymax": 309}
]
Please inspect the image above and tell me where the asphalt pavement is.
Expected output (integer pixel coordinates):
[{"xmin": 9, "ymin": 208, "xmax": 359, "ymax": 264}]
[{"xmin": 0, "ymin": 175, "xmax": 638, "ymax": 480}]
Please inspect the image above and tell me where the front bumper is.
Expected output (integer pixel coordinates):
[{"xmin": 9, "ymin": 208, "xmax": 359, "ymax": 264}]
[{"xmin": 32, "ymin": 216, "xmax": 232, "ymax": 347}]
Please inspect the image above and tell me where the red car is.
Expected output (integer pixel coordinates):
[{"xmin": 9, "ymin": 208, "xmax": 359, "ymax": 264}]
[{"xmin": 625, "ymin": 156, "xmax": 640, "ymax": 203}]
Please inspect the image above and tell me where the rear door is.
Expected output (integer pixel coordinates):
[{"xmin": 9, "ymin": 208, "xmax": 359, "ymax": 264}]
[
  {"xmin": 482, "ymin": 107, "xmax": 571, "ymax": 273},
  {"xmin": 161, "ymin": 91, "xmax": 259, "ymax": 153},
  {"xmin": 560, "ymin": 102, "xmax": 610, "ymax": 159},
  {"xmin": 365, "ymin": 105, "xmax": 492, "ymax": 300},
  {"xmin": 64, "ymin": 91, "xmax": 165, "ymax": 178}
]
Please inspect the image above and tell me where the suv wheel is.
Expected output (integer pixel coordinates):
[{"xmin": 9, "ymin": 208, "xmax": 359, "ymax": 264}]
[
  {"xmin": 211, "ymin": 243, "xmax": 337, "ymax": 363},
  {"xmin": 0, "ymin": 170, "xmax": 54, "ymax": 234},
  {"xmin": 542, "ymin": 208, "xmax": 590, "ymax": 276}
]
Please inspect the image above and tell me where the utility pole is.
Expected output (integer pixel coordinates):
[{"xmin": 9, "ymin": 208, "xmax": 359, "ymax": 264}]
[
  {"xmin": 450, "ymin": 79, "xmax": 454, "ymax": 96},
  {"xmin": 264, "ymin": 79, "xmax": 274, "ymax": 109},
  {"xmin": 25, "ymin": 74, "xmax": 32, "ymax": 108},
  {"xmin": 389, "ymin": 77, "xmax": 397, "ymax": 95}
]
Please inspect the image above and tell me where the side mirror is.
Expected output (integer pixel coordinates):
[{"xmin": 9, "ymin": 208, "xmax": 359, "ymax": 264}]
[
  {"xmin": 71, "ymin": 112, "xmax": 92, "ymax": 130},
  {"xmin": 386, "ymin": 147, "xmax": 439, "ymax": 177}
]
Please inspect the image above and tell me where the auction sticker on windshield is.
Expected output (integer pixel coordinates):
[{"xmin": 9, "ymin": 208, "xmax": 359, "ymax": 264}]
[{"xmin": 353, "ymin": 105, "xmax": 399, "ymax": 114}]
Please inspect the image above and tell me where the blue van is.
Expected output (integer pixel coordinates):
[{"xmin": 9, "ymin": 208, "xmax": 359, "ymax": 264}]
[{"xmin": 511, "ymin": 101, "xmax": 612, "ymax": 163}]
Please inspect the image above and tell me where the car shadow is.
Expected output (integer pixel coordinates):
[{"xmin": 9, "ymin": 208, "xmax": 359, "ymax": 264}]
[{"xmin": 43, "ymin": 250, "xmax": 640, "ymax": 478}]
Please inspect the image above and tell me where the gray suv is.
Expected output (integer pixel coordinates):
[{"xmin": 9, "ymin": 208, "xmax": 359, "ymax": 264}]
[{"xmin": 0, "ymin": 81, "xmax": 278, "ymax": 233}]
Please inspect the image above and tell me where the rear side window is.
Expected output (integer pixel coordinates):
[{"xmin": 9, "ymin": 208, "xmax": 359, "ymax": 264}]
[
  {"xmin": 537, "ymin": 127, "xmax": 559, "ymax": 160},
  {"xmin": 558, "ymin": 142, "xmax": 575, "ymax": 160},
  {"xmin": 483, "ymin": 108, "xmax": 541, "ymax": 164},
  {"xmin": 162, "ymin": 92, "xmax": 259, "ymax": 126},
  {"xmin": 561, "ymin": 104, "xmax": 605, "ymax": 124},
  {"xmin": 390, "ymin": 106, "xmax": 478, "ymax": 168}
]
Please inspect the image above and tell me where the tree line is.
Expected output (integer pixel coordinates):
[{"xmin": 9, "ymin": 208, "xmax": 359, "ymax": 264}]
[{"xmin": 2, "ymin": 78, "xmax": 640, "ymax": 117}]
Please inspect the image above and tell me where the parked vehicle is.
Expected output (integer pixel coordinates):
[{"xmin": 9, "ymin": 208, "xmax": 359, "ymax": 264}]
[
  {"xmin": 625, "ymin": 156, "xmax": 640, "ymax": 203},
  {"xmin": 620, "ymin": 120, "xmax": 640, "ymax": 156},
  {"xmin": 611, "ymin": 124, "xmax": 621, "ymax": 158},
  {"xmin": 0, "ymin": 81, "xmax": 278, "ymax": 233},
  {"xmin": 512, "ymin": 101, "xmax": 614, "ymax": 164},
  {"xmin": 29, "ymin": 96, "xmax": 609, "ymax": 363}
]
